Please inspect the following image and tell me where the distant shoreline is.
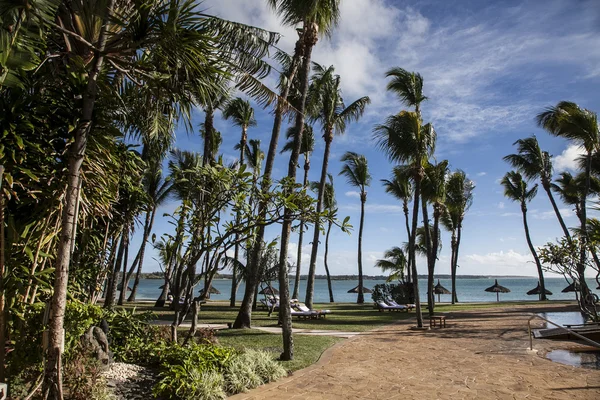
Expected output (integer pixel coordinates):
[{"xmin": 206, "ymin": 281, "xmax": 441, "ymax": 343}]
[{"xmin": 139, "ymin": 273, "xmax": 540, "ymax": 280}]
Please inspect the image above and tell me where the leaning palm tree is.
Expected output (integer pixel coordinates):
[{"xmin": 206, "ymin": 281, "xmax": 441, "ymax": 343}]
[
  {"xmin": 282, "ymin": 125, "xmax": 315, "ymax": 299},
  {"xmin": 504, "ymin": 136, "xmax": 571, "ymax": 241},
  {"xmin": 375, "ymin": 247, "xmax": 407, "ymax": 282},
  {"xmin": 385, "ymin": 68, "xmax": 428, "ymax": 118},
  {"xmin": 442, "ymin": 170, "xmax": 474, "ymax": 303},
  {"xmin": 304, "ymin": 65, "xmax": 370, "ymax": 308},
  {"xmin": 339, "ymin": 152, "xmax": 371, "ymax": 304},
  {"xmin": 373, "ymin": 111, "xmax": 435, "ymax": 328},
  {"xmin": 501, "ymin": 171, "xmax": 547, "ymax": 300},
  {"xmin": 421, "ymin": 160, "xmax": 448, "ymax": 315},
  {"xmin": 537, "ymin": 101, "xmax": 599, "ymax": 306},
  {"xmin": 223, "ymin": 97, "xmax": 256, "ymax": 307},
  {"xmin": 381, "ymin": 166, "xmax": 413, "ymax": 281}
]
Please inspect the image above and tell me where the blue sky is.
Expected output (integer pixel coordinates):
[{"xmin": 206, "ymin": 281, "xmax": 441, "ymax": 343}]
[{"xmin": 131, "ymin": 0, "xmax": 600, "ymax": 278}]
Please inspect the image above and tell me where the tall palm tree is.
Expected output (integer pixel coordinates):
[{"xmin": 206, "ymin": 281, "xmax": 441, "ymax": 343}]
[
  {"xmin": 373, "ymin": 111, "xmax": 435, "ymax": 328},
  {"xmin": 339, "ymin": 152, "xmax": 371, "ymax": 304},
  {"xmin": 223, "ymin": 97, "xmax": 256, "ymax": 307},
  {"xmin": 375, "ymin": 247, "xmax": 407, "ymax": 282},
  {"xmin": 385, "ymin": 68, "xmax": 428, "ymax": 118},
  {"xmin": 504, "ymin": 136, "xmax": 570, "ymax": 241},
  {"xmin": 442, "ymin": 170, "xmax": 474, "ymax": 303},
  {"xmin": 282, "ymin": 125, "xmax": 315, "ymax": 299},
  {"xmin": 421, "ymin": 160, "xmax": 448, "ymax": 315},
  {"xmin": 381, "ymin": 167, "xmax": 413, "ymax": 281},
  {"xmin": 501, "ymin": 171, "xmax": 546, "ymax": 300},
  {"xmin": 537, "ymin": 101, "xmax": 599, "ymax": 306},
  {"xmin": 305, "ymin": 65, "xmax": 370, "ymax": 308}
]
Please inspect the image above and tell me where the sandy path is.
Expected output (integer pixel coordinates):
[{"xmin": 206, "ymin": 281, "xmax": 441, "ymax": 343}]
[{"xmin": 230, "ymin": 303, "xmax": 600, "ymax": 399}]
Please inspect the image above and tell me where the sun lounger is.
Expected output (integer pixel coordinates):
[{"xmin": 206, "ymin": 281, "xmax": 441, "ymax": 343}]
[
  {"xmin": 385, "ymin": 300, "xmax": 408, "ymax": 311},
  {"xmin": 294, "ymin": 303, "xmax": 332, "ymax": 318},
  {"xmin": 376, "ymin": 301, "xmax": 406, "ymax": 312},
  {"xmin": 290, "ymin": 308, "xmax": 317, "ymax": 320}
]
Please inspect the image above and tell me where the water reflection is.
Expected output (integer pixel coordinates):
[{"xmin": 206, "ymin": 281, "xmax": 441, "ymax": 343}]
[
  {"xmin": 546, "ymin": 349, "xmax": 600, "ymax": 370},
  {"xmin": 539, "ymin": 311, "xmax": 586, "ymax": 327}
]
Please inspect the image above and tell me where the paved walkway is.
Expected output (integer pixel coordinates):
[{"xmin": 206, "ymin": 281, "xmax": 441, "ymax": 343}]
[
  {"xmin": 230, "ymin": 303, "xmax": 600, "ymax": 400},
  {"xmin": 151, "ymin": 320, "xmax": 359, "ymax": 338}
]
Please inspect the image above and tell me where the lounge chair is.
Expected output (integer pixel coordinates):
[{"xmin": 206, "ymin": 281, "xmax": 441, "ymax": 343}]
[
  {"xmin": 376, "ymin": 301, "xmax": 406, "ymax": 312},
  {"xmin": 290, "ymin": 308, "xmax": 317, "ymax": 320},
  {"xmin": 384, "ymin": 300, "xmax": 408, "ymax": 312},
  {"xmin": 294, "ymin": 303, "xmax": 332, "ymax": 318}
]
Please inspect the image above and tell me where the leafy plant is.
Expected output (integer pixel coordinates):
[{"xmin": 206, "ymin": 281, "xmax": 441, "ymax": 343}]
[{"xmin": 154, "ymin": 360, "xmax": 226, "ymax": 400}]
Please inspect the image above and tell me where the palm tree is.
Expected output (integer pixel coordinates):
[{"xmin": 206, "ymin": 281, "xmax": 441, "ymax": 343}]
[
  {"xmin": 385, "ymin": 68, "xmax": 428, "ymax": 118},
  {"xmin": 537, "ymin": 101, "xmax": 599, "ymax": 305},
  {"xmin": 282, "ymin": 125, "xmax": 315, "ymax": 299},
  {"xmin": 305, "ymin": 65, "xmax": 370, "ymax": 308},
  {"xmin": 381, "ymin": 167, "xmax": 413, "ymax": 281},
  {"xmin": 421, "ymin": 160, "xmax": 448, "ymax": 315},
  {"xmin": 504, "ymin": 136, "xmax": 570, "ymax": 241},
  {"xmin": 501, "ymin": 171, "xmax": 546, "ymax": 300},
  {"xmin": 223, "ymin": 97, "xmax": 256, "ymax": 307},
  {"xmin": 339, "ymin": 152, "xmax": 371, "ymax": 304},
  {"xmin": 373, "ymin": 111, "xmax": 435, "ymax": 328},
  {"xmin": 375, "ymin": 247, "xmax": 407, "ymax": 282},
  {"xmin": 442, "ymin": 170, "xmax": 474, "ymax": 303}
]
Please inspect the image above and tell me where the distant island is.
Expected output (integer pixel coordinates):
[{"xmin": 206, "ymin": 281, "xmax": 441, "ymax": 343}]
[{"xmin": 139, "ymin": 272, "xmax": 535, "ymax": 280}]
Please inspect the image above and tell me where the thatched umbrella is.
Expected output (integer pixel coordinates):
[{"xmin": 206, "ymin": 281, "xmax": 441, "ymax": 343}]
[
  {"xmin": 561, "ymin": 280, "xmax": 580, "ymax": 293},
  {"xmin": 199, "ymin": 286, "xmax": 221, "ymax": 295},
  {"xmin": 347, "ymin": 285, "xmax": 373, "ymax": 294},
  {"xmin": 484, "ymin": 279, "xmax": 510, "ymax": 302},
  {"xmin": 117, "ymin": 283, "xmax": 132, "ymax": 291},
  {"xmin": 259, "ymin": 286, "xmax": 279, "ymax": 296},
  {"xmin": 433, "ymin": 280, "xmax": 451, "ymax": 302},
  {"xmin": 526, "ymin": 281, "xmax": 552, "ymax": 300}
]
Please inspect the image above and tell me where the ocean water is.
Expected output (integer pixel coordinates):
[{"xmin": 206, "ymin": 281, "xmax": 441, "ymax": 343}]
[{"xmin": 129, "ymin": 277, "xmax": 600, "ymax": 303}]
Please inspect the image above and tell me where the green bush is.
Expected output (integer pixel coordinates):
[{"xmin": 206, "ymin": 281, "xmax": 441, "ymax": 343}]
[
  {"xmin": 63, "ymin": 346, "xmax": 113, "ymax": 400},
  {"xmin": 154, "ymin": 360, "xmax": 226, "ymax": 400},
  {"xmin": 371, "ymin": 283, "xmax": 414, "ymax": 304},
  {"xmin": 64, "ymin": 302, "xmax": 106, "ymax": 358},
  {"xmin": 246, "ymin": 349, "xmax": 287, "ymax": 383},
  {"xmin": 223, "ymin": 352, "xmax": 262, "ymax": 393}
]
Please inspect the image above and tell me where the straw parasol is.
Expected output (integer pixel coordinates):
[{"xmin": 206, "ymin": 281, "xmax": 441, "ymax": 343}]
[
  {"xmin": 484, "ymin": 279, "xmax": 510, "ymax": 302},
  {"xmin": 347, "ymin": 285, "xmax": 373, "ymax": 294},
  {"xmin": 199, "ymin": 286, "xmax": 221, "ymax": 295},
  {"xmin": 117, "ymin": 283, "xmax": 132, "ymax": 291},
  {"xmin": 259, "ymin": 286, "xmax": 279, "ymax": 295},
  {"xmin": 526, "ymin": 281, "xmax": 552, "ymax": 300},
  {"xmin": 433, "ymin": 280, "xmax": 451, "ymax": 302},
  {"xmin": 561, "ymin": 280, "xmax": 580, "ymax": 293}
]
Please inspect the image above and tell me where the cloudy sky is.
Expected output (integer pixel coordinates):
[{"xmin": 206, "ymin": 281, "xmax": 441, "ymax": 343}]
[{"xmin": 133, "ymin": 0, "xmax": 600, "ymax": 278}]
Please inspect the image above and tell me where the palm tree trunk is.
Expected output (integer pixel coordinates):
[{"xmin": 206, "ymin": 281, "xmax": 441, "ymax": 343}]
[
  {"xmin": 278, "ymin": 33, "xmax": 316, "ymax": 361},
  {"xmin": 578, "ymin": 152, "xmax": 592, "ymax": 308},
  {"xmin": 431, "ymin": 206, "xmax": 441, "ymax": 307},
  {"xmin": 292, "ymin": 159, "xmax": 310, "ymax": 300},
  {"xmin": 203, "ymin": 107, "xmax": 215, "ymax": 166},
  {"xmin": 105, "ymin": 230, "xmax": 126, "ymax": 309},
  {"xmin": 410, "ymin": 176, "xmax": 424, "ymax": 327},
  {"xmin": 543, "ymin": 183, "xmax": 571, "ymax": 242},
  {"xmin": 404, "ymin": 200, "xmax": 411, "ymax": 283},
  {"xmin": 117, "ymin": 228, "xmax": 130, "ymax": 306},
  {"xmin": 357, "ymin": 194, "xmax": 366, "ymax": 304},
  {"xmin": 421, "ymin": 197, "xmax": 434, "ymax": 316},
  {"xmin": 453, "ymin": 222, "xmax": 463, "ymax": 303},
  {"xmin": 324, "ymin": 220, "xmax": 334, "ymax": 303},
  {"xmin": 450, "ymin": 230, "xmax": 457, "ymax": 304},
  {"xmin": 231, "ymin": 127, "xmax": 247, "ymax": 307},
  {"xmin": 521, "ymin": 204, "xmax": 546, "ymax": 300},
  {"xmin": 129, "ymin": 208, "xmax": 157, "ymax": 302},
  {"xmin": 305, "ymin": 136, "xmax": 333, "ymax": 309},
  {"xmin": 232, "ymin": 37, "xmax": 302, "ymax": 330},
  {"xmin": 43, "ymin": 4, "xmax": 114, "ymax": 395}
]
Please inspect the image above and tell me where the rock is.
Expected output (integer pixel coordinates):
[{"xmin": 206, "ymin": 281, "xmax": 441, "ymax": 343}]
[
  {"xmin": 82, "ymin": 326, "xmax": 113, "ymax": 367},
  {"xmin": 102, "ymin": 363, "xmax": 158, "ymax": 400}
]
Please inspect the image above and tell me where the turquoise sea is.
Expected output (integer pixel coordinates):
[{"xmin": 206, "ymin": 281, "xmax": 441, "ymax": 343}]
[{"xmin": 130, "ymin": 277, "xmax": 599, "ymax": 303}]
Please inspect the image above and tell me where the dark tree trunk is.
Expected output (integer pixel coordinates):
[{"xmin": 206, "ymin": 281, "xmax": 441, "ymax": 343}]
[
  {"xmin": 421, "ymin": 197, "xmax": 434, "ymax": 316},
  {"xmin": 117, "ymin": 228, "xmax": 130, "ymax": 306},
  {"xmin": 129, "ymin": 208, "xmax": 156, "ymax": 302},
  {"xmin": 324, "ymin": 221, "xmax": 334, "ymax": 303},
  {"xmin": 292, "ymin": 158, "xmax": 310, "ymax": 300},
  {"xmin": 357, "ymin": 194, "xmax": 366, "ymax": 304},
  {"xmin": 543, "ymin": 182, "xmax": 571, "ymax": 242},
  {"xmin": 450, "ymin": 230, "xmax": 457, "ymax": 304},
  {"xmin": 578, "ymin": 152, "xmax": 593, "ymax": 310},
  {"xmin": 404, "ymin": 199, "xmax": 411, "ymax": 282},
  {"xmin": 105, "ymin": 229, "xmax": 126, "ymax": 309},
  {"xmin": 231, "ymin": 127, "xmax": 247, "ymax": 307},
  {"xmin": 453, "ymin": 221, "xmax": 463, "ymax": 304},
  {"xmin": 305, "ymin": 136, "xmax": 332, "ymax": 308},
  {"xmin": 521, "ymin": 203, "xmax": 547, "ymax": 300},
  {"xmin": 232, "ymin": 37, "xmax": 302, "ymax": 329},
  {"xmin": 409, "ymin": 176, "xmax": 424, "ymax": 327},
  {"xmin": 43, "ymin": 2, "xmax": 114, "ymax": 396}
]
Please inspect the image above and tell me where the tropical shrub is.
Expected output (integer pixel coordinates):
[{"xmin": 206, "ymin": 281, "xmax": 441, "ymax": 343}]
[
  {"xmin": 154, "ymin": 362, "xmax": 226, "ymax": 400},
  {"xmin": 223, "ymin": 352, "xmax": 262, "ymax": 394}
]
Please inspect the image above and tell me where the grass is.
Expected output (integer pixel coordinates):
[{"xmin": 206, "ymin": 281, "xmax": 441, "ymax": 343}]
[{"xmin": 216, "ymin": 329, "xmax": 342, "ymax": 372}]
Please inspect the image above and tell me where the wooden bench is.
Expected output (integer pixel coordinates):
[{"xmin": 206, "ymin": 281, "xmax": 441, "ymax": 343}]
[{"xmin": 430, "ymin": 316, "xmax": 446, "ymax": 328}]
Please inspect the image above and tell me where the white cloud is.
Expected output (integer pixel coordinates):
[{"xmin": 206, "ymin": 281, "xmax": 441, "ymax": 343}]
[
  {"xmin": 345, "ymin": 191, "xmax": 360, "ymax": 198},
  {"xmin": 497, "ymin": 202, "xmax": 505, "ymax": 209},
  {"xmin": 477, "ymin": 172, "xmax": 487, "ymax": 176},
  {"xmin": 532, "ymin": 208, "xmax": 575, "ymax": 220},
  {"xmin": 553, "ymin": 144, "xmax": 585, "ymax": 172},
  {"xmin": 341, "ymin": 203, "xmax": 403, "ymax": 214}
]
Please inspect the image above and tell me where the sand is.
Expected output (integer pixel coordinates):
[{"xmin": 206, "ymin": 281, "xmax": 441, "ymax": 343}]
[{"xmin": 230, "ymin": 303, "xmax": 600, "ymax": 399}]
